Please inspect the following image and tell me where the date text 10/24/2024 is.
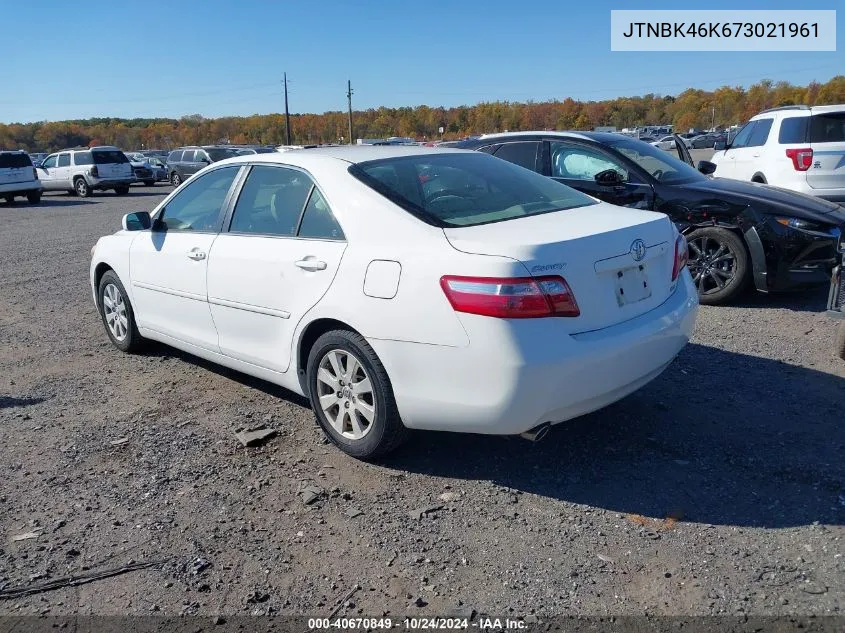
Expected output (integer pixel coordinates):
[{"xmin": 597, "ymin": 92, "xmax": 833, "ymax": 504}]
[{"xmin": 308, "ymin": 618, "xmax": 531, "ymax": 630}]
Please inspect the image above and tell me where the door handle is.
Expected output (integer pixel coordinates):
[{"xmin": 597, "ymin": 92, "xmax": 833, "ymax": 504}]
[
  {"xmin": 295, "ymin": 258, "xmax": 327, "ymax": 271},
  {"xmin": 752, "ymin": 154, "xmax": 760, "ymax": 158},
  {"xmin": 187, "ymin": 248, "xmax": 206, "ymax": 261}
]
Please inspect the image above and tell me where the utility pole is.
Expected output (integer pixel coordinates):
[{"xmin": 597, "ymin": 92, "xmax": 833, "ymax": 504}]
[
  {"xmin": 283, "ymin": 73, "xmax": 292, "ymax": 145},
  {"xmin": 347, "ymin": 79, "xmax": 354, "ymax": 145},
  {"xmin": 711, "ymin": 103, "xmax": 716, "ymax": 130}
]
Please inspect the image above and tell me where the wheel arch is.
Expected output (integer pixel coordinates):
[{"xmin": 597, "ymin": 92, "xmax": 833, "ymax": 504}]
[
  {"xmin": 751, "ymin": 172, "xmax": 767, "ymax": 184},
  {"xmin": 94, "ymin": 262, "xmax": 114, "ymax": 292},
  {"xmin": 296, "ymin": 317, "xmax": 363, "ymax": 394}
]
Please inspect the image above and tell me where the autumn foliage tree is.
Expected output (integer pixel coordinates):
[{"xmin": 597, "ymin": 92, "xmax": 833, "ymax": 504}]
[{"xmin": 2, "ymin": 76, "xmax": 844, "ymax": 152}]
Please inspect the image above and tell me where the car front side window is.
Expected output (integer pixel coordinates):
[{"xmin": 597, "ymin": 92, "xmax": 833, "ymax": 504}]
[
  {"xmin": 57, "ymin": 153, "xmax": 70, "ymax": 167},
  {"xmin": 156, "ymin": 166, "xmax": 239, "ymax": 232},
  {"xmin": 42, "ymin": 155, "xmax": 58, "ymax": 168},
  {"xmin": 730, "ymin": 122, "xmax": 756, "ymax": 149},
  {"xmin": 550, "ymin": 142, "xmax": 630, "ymax": 181}
]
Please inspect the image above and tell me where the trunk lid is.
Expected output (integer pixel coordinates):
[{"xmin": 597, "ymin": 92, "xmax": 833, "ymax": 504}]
[
  {"xmin": 807, "ymin": 111, "xmax": 845, "ymax": 190},
  {"xmin": 444, "ymin": 203, "xmax": 678, "ymax": 332}
]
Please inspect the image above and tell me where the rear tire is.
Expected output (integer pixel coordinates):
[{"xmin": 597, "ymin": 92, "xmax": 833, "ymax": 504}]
[
  {"xmin": 115, "ymin": 185, "xmax": 130, "ymax": 195},
  {"xmin": 98, "ymin": 270, "xmax": 144, "ymax": 353},
  {"xmin": 26, "ymin": 191, "xmax": 41, "ymax": 204},
  {"xmin": 74, "ymin": 177, "xmax": 91, "ymax": 197},
  {"xmin": 686, "ymin": 227, "xmax": 749, "ymax": 305},
  {"xmin": 835, "ymin": 323, "xmax": 845, "ymax": 362},
  {"xmin": 143, "ymin": 180, "xmax": 155, "ymax": 187},
  {"xmin": 306, "ymin": 329, "xmax": 409, "ymax": 460},
  {"xmin": 3, "ymin": 195, "xmax": 13, "ymax": 204}
]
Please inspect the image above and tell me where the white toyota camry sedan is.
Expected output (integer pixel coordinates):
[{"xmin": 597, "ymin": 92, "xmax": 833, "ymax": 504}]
[{"xmin": 90, "ymin": 146, "xmax": 698, "ymax": 459}]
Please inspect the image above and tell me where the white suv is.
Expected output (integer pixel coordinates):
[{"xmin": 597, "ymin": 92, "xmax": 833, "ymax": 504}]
[
  {"xmin": 36, "ymin": 146, "xmax": 134, "ymax": 197},
  {"xmin": 711, "ymin": 105, "xmax": 845, "ymax": 203},
  {"xmin": 0, "ymin": 151, "xmax": 42, "ymax": 204}
]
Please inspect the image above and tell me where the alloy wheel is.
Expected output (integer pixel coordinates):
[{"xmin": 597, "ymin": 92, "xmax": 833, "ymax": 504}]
[
  {"xmin": 316, "ymin": 349, "xmax": 376, "ymax": 440},
  {"xmin": 102, "ymin": 283, "xmax": 129, "ymax": 341},
  {"xmin": 687, "ymin": 235, "xmax": 737, "ymax": 295}
]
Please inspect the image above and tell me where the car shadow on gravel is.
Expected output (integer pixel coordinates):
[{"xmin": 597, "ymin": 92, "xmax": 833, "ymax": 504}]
[
  {"xmin": 384, "ymin": 343, "xmax": 845, "ymax": 529},
  {"xmin": 731, "ymin": 288, "xmax": 829, "ymax": 312},
  {"xmin": 0, "ymin": 395, "xmax": 47, "ymax": 409}
]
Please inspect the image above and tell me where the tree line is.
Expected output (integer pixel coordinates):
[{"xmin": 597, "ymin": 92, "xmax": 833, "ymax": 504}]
[{"xmin": 2, "ymin": 76, "xmax": 844, "ymax": 152}]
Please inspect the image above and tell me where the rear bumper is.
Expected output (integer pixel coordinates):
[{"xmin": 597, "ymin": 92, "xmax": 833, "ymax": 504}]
[
  {"xmin": 370, "ymin": 271, "xmax": 698, "ymax": 435},
  {"xmin": 0, "ymin": 181, "xmax": 41, "ymax": 195},
  {"xmin": 90, "ymin": 178, "xmax": 134, "ymax": 189},
  {"xmin": 780, "ymin": 180, "xmax": 845, "ymax": 203}
]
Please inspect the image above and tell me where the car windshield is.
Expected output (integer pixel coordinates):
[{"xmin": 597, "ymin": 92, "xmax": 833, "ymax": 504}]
[
  {"xmin": 92, "ymin": 150, "xmax": 129, "ymax": 164},
  {"xmin": 608, "ymin": 137, "xmax": 705, "ymax": 184},
  {"xmin": 207, "ymin": 148, "xmax": 240, "ymax": 161},
  {"xmin": 351, "ymin": 152, "xmax": 597, "ymax": 227}
]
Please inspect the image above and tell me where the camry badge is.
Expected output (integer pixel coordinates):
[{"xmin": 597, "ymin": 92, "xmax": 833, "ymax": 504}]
[{"xmin": 630, "ymin": 239, "xmax": 647, "ymax": 262}]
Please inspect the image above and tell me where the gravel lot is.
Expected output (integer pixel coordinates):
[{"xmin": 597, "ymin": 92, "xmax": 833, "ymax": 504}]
[{"xmin": 0, "ymin": 185, "xmax": 843, "ymax": 619}]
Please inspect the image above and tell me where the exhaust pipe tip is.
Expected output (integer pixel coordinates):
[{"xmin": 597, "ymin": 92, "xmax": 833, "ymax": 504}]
[{"xmin": 519, "ymin": 422, "xmax": 551, "ymax": 442}]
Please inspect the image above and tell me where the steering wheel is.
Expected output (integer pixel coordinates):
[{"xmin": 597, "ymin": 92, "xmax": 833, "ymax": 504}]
[{"xmin": 652, "ymin": 169, "xmax": 664, "ymax": 181}]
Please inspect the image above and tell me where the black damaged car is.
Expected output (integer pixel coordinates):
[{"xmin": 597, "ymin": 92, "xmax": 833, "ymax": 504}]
[{"xmin": 454, "ymin": 132, "xmax": 845, "ymax": 305}]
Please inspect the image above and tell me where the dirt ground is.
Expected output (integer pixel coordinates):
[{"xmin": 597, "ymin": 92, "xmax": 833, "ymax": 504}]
[{"xmin": 0, "ymin": 188, "xmax": 843, "ymax": 618}]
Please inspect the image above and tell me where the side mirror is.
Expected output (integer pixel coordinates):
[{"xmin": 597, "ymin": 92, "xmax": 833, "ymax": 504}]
[
  {"xmin": 697, "ymin": 160, "xmax": 717, "ymax": 175},
  {"xmin": 122, "ymin": 211, "xmax": 151, "ymax": 231},
  {"xmin": 200, "ymin": 157, "xmax": 211, "ymax": 164},
  {"xmin": 33, "ymin": 161, "xmax": 42, "ymax": 168},
  {"xmin": 713, "ymin": 139, "xmax": 727, "ymax": 151},
  {"xmin": 594, "ymin": 169, "xmax": 625, "ymax": 186}
]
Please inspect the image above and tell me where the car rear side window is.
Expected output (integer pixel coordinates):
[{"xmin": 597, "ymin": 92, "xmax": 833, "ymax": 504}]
[
  {"xmin": 229, "ymin": 165, "xmax": 312, "ymax": 237},
  {"xmin": 297, "ymin": 188, "xmax": 344, "ymax": 240},
  {"xmin": 809, "ymin": 113, "xmax": 845, "ymax": 143},
  {"xmin": 351, "ymin": 152, "xmax": 596, "ymax": 227},
  {"xmin": 74, "ymin": 152, "xmax": 93, "ymax": 165},
  {"xmin": 492, "ymin": 141, "xmax": 540, "ymax": 171},
  {"xmin": 92, "ymin": 150, "xmax": 129, "ymax": 164},
  {"xmin": 168, "ymin": 150, "xmax": 183, "ymax": 162},
  {"xmin": 0, "ymin": 153, "xmax": 32, "ymax": 168},
  {"xmin": 747, "ymin": 118, "xmax": 773, "ymax": 147},
  {"xmin": 778, "ymin": 117, "xmax": 809, "ymax": 144},
  {"xmin": 57, "ymin": 154, "xmax": 70, "ymax": 167}
]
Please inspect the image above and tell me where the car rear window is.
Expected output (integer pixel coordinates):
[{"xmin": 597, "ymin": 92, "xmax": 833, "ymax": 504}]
[
  {"xmin": 350, "ymin": 152, "xmax": 596, "ymax": 228},
  {"xmin": 92, "ymin": 150, "xmax": 129, "ymax": 164},
  {"xmin": 0, "ymin": 153, "xmax": 33, "ymax": 168},
  {"xmin": 809, "ymin": 113, "xmax": 845, "ymax": 143}
]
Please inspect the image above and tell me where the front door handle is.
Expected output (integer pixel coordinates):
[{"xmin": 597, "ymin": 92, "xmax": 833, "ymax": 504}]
[
  {"xmin": 187, "ymin": 248, "xmax": 206, "ymax": 261},
  {"xmin": 295, "ymin": 258, "xmax": 327, "ymax": 271}
]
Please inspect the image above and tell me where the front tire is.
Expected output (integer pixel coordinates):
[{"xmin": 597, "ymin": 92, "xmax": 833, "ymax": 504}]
[
  {"xmin": 170, "ymin": 172, "xmax": 182, "ymax": 187},
  {"xmin": 143, "ymin": 180, "xmax": 155, "ymax": 187},
  {"xmin": 686, "ymin": 227, "xmax": 749, "ymax": 305},
  {"xmin": 835, "ymin": 323, "xmax": 845, "ymax": 361},
  {"xmin": 3, "ymin": 195, "xmax": 13, "ymax": 204},
  {"xmin": 74, "ymin": 177, "xmax": 92, "ymax": 197},
  {"xmin": 306, "ymin": 329, "xmax": 409, "ymax": 460},
  {"xmin": 114, "ymin": 185, "xmax": 130, "ymax": 195},
  {"xmin": 26, "ymin": 191, "xmax": 41, "ymax": 204},
  {"xmin": 98, "ymin": 271, "xmax": 144, "ymax": 353}
]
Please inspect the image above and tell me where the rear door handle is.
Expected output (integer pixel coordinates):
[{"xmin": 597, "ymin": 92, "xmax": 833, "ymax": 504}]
[
  {"xmin": 295, "ymin": 259, "xmax": 327, "ymax": 271},
  {"xmin": 187, "ymin": 248, "xmax": 206, "ymax": 261}
]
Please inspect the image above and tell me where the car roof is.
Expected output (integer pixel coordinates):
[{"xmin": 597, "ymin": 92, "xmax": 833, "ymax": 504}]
[
  {"xmin": 215, "ymin": 145, "xmax": 469, "ymax": 168},
  {"xmin": 755, "ymin": 104, "xmax": 845, "ymax": 118},
  {"xmin": 477, "ymin": 130, "xmax": 639, "ymax": 143}
]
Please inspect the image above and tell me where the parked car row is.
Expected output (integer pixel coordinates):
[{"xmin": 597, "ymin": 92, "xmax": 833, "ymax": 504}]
[{"xmin": 454, "ymin": 129, "xmax": 845, "ymax": 306}]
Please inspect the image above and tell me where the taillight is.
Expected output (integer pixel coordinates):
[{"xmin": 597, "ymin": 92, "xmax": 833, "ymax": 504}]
[
  {"xmin": 440, "ymin": 275, "xmax": 580, "ymax": 318},
  {"xmin": 785, "ymin": 147, "xmax": 813, "ymax": 171},
  {"xmin": 672, "ymin": 234, "xmax": 688, "ymax": 281},
  {"xmin": 90, "ymin": 166, "xmax": 99, "ymax": 178},
  {"xmin": 32, "ymin": 168, "xmax": 37, "ymax": 179}
]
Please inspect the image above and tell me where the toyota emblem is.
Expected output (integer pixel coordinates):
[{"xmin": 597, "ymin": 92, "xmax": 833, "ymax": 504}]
[{"xmin": 630, "ymin": 239, "xmax": 647, "ymax": 262}]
